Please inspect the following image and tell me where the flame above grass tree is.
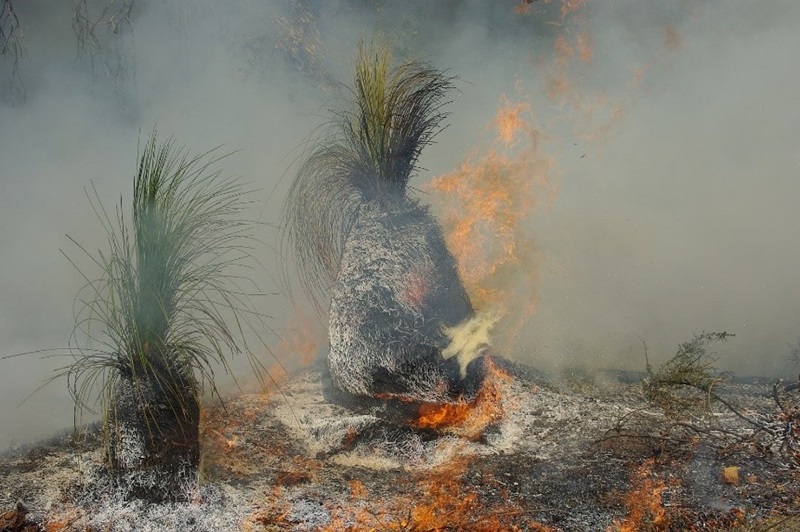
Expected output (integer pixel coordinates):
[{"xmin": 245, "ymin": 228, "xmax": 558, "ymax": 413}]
[
  {"xmin": 63, "ymin": 131, "xmax": 266, "ymax": 501},
  {"xmin": 283, "ymin": 41, "xmax": 489, "ymax": 404}
]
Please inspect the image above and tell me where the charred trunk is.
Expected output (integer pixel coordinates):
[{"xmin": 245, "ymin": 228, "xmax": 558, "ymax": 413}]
[
  {"xmin": 106, "ymin": 362, "xmax": 200, "ymax": 501},
  {"xmin": 282, "ymin": 42, "xmax": 489, "ymax": 405},
  {"xmin": 328, "ymin": 199, "xmax": 485, "ymax": 404}
]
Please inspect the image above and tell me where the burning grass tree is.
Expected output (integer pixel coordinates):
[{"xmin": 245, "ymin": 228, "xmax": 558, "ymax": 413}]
[
  {"xmin": 283, "ymin": 41, "xmax": 488, "ymax": 404},
  {"xmin": 64, "ymin": 132, "xmax": 262, "ymax": 501}
]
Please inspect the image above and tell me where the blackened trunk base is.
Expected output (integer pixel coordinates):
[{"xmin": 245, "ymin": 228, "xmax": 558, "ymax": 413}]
[{"xmin": 107, "ymin": 371, "xmax": 200, "ymax": 501}]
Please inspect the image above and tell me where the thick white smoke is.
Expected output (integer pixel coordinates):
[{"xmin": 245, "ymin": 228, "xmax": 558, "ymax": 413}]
[{"xmin": 1, "ymin": 1, "xmax": 798, "ymax": 451}]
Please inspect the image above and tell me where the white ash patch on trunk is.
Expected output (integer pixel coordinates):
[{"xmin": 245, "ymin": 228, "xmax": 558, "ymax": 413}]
[
  {"xmin": 109, "ymin": 423, "xmax": 147, "ymax": 470},
  {"xmin": 328, "ymin": 201, "xmax": 475, "ymax": 403}
]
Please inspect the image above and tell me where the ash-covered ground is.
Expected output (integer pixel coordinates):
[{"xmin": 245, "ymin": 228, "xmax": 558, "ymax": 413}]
[{"xmin": 1, "ymin": 360, "xmax": 798, "ymax": 531}]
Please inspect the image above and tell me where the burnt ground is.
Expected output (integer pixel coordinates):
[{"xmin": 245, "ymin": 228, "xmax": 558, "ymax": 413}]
[{"xmin": 1, "ymin": 361, "xmax": 799, "ymax": 531}]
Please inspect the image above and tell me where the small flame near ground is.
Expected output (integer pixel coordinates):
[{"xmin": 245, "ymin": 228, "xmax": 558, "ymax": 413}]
[
  {"xmin": 261, "ymin": 307, "xmax": 326, "ymax": 390},
  {"xmin": 277, "ymin": 308, "xmax": 325, "ymax": 369},
  {"xmin": 318, "ymin": 456, "xmax": 554, "ymax": 531},
  {"xmin": 414, "ymin": 356, "xmax": 511, "ymax": 440},
  {"xmin": 608, "ymin": 457, "xmax": 751, "ymax": 531},
  {"xmin": 199, "ymin": 312, "xmax": 321, "ymax": 468},
  {"xmin": 611, "ymin": 458, "xmax": 668, "ymax": 532}
]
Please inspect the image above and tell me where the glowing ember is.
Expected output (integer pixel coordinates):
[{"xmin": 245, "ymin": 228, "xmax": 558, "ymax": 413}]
[
  {"xmin": 414, "ymin": 357, "xmax": 510, "ymax": 439},
  {"xmin": 402, "ymin": 267, "xmax": 431, "ymax": 309},
  {"xmin": 44, "ymin": 510, "xmax": 85, "ymax": 532},
  {"xmin": 211, "ymin": 430, "xmax": 238, "ymax": 449},
  {"xmin": 611, "ymin": 459, "xmax": 667, "ymax": 532}
]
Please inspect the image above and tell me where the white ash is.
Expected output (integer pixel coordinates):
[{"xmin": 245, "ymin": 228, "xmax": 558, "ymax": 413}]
[
  {"xmin": 328, "ymin": 201, "xmax": 476, "ymax": 403},
  {"xmin": 1, "ymin": 365, "xmax": 795, "ymax": 531},
  {"xmin": 77, "ymin": 484, "xmax": 246, "ymax": 532},
  {"xmin": 284, "ymin": 497, "xmax": 331, "ymax": 531},
  {"xmin": 108, "ymin": 423, "xmax": 146, "ymax": 470}
]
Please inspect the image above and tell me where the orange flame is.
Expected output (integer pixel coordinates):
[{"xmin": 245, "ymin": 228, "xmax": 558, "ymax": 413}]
[
  {"xmin": 256, "ymin": 308, "xmax": 326, "ymax": 394},
  {"xmin": 324, "ymin": 456, "xmax": 552, "ymax": 531},
  {"xmin": 559, "ymin": 0, "xmax": 587, "ymax": 17},
  {"xmin": 554, "ymin": 35, "xmax": 574, "ymax": 68},
  {"xmin": 576, "ymin": 33, "xmax": 593, "ymax": 63},
  {"xmin": 415, "ymin": 358, "xmax": 510, "ymax": 439},
  {"xmin": 348, "ymin": 479, "xmax": 367, "ymax": 499},
  {"xmin": 211, "ymin": 430, "xmax": 239, "ymax": 450},
  {"xmin": 278, "ymin": 308, "xmax": 324, "ymax": 368},
  {"xmin": 664, "ymin": 26, "xmax": 680, "ymax": 52},
  {"xmin": 429, "ymin": 97, "xmax": 557, "ymax": 348},
  {"xmin": 514, "ymin": 0, "xmax": 588, "ymax": 17},
  {"xmin": 514, "ymin": 1, "xmax": 533, "ymax": 15},
  {"xmin": 43, "ymin": 507, "xmax": 84, "ymax": 532},
  {"xmin": 611, "ymin": 459, "xmax": 668, "ymax": 532}
]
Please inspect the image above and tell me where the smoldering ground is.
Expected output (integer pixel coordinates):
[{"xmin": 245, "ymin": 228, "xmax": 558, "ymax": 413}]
[{"xmin": 1, "ymin": 0, "xmax": 799, "ymax": 451}]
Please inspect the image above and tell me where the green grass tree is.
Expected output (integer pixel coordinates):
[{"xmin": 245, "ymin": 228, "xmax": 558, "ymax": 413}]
[{"xmin": 64, "ymin": 131, "xmax": 267, "ymax": 500}]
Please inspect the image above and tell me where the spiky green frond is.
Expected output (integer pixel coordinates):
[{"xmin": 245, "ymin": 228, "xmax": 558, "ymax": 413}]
[
  {"xmin": 282, "ymin": 40, "xmax": 454, "ymax": 310},
  {"xmin": 61, "ymin": 130, "xmax": 268, "ymax": 423},
  {"xmin": 348, "ymin": 40, "xmax": 453, "ymax": 193}
]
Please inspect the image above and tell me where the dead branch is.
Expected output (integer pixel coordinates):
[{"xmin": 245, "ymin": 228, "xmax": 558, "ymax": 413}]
[
  {"xmin": 0, "ymin": 0, "xmax": 25, "ymax": 101},
  {"xmin": 603, "ymin": 333, "xmax": 800, "ymax": 468},
  {"xmin": 72, "ymin": 0, "xmax": 136, "ymax": 103},
  {"xmin": 771, "ymin": 380, "xmax": 800, "ymax": 465},
  {"xmin": 643, "ymin": 331, "xmax": 735, "ymax": 416}
]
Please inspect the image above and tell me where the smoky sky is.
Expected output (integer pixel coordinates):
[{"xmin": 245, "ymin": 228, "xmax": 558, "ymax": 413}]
[{"xmin": 1, "ymin": 0, "xmax": 799, "ymax": 450}]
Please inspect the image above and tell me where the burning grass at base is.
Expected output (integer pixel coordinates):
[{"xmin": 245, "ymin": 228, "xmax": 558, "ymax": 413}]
[
  {"xmin": 612, "ymin": 459, "xmax": 669, "ymax": 532},
  {"xmin": 319, "ymin": 456, "xmax": 552, "ymax": 532},
  {"xmin": 413, "ymin": 357, "xmax": 510, "ymax": 440},
  {"xmin": 2, "ymin": 360, "xmax": 800, "ymax": 531}
]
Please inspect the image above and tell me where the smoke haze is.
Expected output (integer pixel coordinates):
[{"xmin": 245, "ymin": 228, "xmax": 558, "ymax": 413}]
[{"xmin": 1, "ymin": 0, "xmax": 798, "ymax": 449}]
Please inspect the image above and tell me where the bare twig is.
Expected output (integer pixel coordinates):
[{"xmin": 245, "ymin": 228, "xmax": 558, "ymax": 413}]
[
  {"xmin": 606, "ymin": 333, "xmax": 800, "ymax": 468},
  {"xmin": 0, "ymin": 0, "xmax": 26, "ymax": 101},
  {"xmin": 644, "ymin": 331, "xmax": 735, "ymax": 417},
  {"xmin": 72, "ymin": 0, "xmax": 136, "ymax": 104}
]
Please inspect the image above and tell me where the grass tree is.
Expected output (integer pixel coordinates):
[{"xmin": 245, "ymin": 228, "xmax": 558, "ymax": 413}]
[
  {"xmin": 282, "ymin": 41, "xmax": 487, "ymax": 404},
  {"xmin": 64, "ymin": 131, "xmax": 264, "ymax": 500}
]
